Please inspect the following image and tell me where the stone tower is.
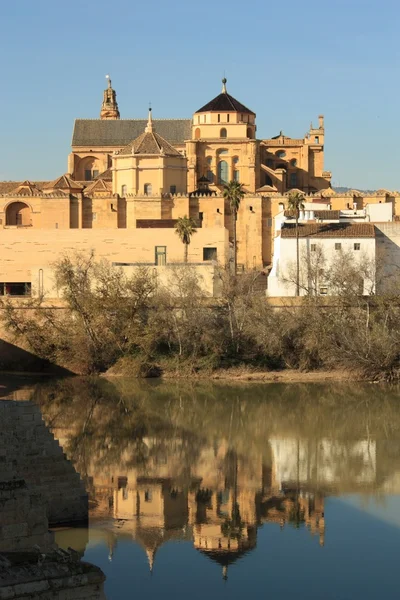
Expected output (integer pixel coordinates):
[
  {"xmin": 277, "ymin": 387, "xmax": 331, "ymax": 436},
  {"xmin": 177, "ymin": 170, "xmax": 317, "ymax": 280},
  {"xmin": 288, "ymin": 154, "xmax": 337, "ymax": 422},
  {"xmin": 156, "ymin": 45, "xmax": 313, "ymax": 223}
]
[{"xmin": 100, "ymin": 75, "xmax": 120, "ymax": 120}]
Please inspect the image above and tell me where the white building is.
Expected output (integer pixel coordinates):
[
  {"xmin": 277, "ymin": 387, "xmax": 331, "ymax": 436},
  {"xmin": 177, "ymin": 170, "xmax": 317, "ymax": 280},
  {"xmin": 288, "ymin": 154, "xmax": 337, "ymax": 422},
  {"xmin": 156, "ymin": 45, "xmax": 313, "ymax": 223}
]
[{"xmin": 267, "ymin": 222, "xmax": 376, "ymax": 297}]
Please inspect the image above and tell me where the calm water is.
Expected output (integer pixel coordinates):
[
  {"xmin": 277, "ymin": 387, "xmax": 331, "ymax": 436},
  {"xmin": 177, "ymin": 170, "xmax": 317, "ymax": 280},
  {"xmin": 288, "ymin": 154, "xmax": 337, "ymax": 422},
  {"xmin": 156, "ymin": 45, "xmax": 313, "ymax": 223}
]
[{"xmin": 9, "ymin": 377, "xmax": 400, "ymax": 599}]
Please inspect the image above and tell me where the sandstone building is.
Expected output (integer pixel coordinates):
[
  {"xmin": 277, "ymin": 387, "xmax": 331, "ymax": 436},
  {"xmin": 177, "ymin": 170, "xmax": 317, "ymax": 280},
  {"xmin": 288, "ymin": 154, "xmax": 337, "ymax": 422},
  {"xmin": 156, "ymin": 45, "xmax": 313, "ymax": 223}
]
[{"xmin": 0, "ymin": 76, "xmax": 398, "ymax": 297}]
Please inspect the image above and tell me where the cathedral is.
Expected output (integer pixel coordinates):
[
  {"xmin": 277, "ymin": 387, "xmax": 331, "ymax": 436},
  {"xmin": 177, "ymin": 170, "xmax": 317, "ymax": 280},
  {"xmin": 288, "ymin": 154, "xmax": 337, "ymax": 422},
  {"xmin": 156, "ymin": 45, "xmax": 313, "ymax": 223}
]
[
  {"xmin": 68, "ymin": 76, "xmax": 331, "ymax": 195},
  {"xmin": 0, "ymin": 77, "xmax": 397, "ymax": 297}
]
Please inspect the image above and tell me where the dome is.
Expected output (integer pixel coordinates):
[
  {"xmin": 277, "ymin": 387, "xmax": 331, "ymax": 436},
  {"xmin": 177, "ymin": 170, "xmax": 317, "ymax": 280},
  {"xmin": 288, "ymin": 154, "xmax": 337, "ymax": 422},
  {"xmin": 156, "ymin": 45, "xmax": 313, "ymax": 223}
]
[{"xmin": 195, "ymin": 79, "xmax": 255, "ymax": 115}]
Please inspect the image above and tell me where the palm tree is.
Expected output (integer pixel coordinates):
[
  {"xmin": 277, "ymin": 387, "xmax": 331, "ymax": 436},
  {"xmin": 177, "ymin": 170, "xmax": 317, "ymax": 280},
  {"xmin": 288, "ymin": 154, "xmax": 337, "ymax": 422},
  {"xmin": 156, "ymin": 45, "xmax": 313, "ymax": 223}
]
[
  {"xmin": 175, "ymin": 216, "xmax": 197, "ymax": 263},
  {"xmin": 223, "ymin": 181, "xmax": 245, "ymax": 274},
  {"xmin": 287, "ymin": 191, "xmax": 305, "ymax": 296}
]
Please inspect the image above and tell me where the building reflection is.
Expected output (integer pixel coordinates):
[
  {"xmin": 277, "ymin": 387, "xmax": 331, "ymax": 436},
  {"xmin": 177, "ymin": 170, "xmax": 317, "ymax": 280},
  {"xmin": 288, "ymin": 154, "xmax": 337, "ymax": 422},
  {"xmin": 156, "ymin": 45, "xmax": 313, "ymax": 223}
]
[{"xmin": 84, "ymin": 439, "xmax": 327, "ymax": 577}]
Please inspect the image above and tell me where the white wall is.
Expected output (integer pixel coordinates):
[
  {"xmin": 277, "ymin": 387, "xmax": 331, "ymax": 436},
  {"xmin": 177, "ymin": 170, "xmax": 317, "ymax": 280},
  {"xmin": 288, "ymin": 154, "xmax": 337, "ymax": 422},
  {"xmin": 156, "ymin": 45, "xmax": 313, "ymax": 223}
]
[{"xmin": 267, "ymin": 236, "xmax": 376, "ymax": 297}]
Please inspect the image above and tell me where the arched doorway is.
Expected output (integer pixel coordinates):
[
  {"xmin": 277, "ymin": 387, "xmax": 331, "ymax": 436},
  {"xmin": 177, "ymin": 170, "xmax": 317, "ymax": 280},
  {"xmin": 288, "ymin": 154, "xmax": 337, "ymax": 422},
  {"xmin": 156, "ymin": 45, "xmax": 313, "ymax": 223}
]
[{"xmin": 6, "ymin": 202, "xmax": 31, "ymax": 226}]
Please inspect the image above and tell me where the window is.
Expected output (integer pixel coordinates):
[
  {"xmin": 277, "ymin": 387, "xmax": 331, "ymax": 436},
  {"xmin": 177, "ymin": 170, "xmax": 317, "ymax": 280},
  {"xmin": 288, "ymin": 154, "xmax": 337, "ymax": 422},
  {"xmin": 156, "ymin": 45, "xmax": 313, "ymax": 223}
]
[
  {"xmin": 144, "ymin": 183, "xmax": 152, "ymax": 195},
  {"xmin": 218, "ymin": 149, "xmax": 228, "ymax": 155},
  {"xmin": 290, "ymin": 173, "xmax": 297, "ymax": 187},
  {"xmin": 319, "ymin": 286, "xmax": 328, "ymax": 295},
  {"xmin": 311, "ymin": 244, "xmax": 317, "ymax": 252},
  {"xmin": 155, "ymin": 246, "xmax": 167, "ymax": 266},
  {"xmin": 199, "ymin": 212, "xmax": 203, "ymax": 222},
  {"xmin": 266, "ymin": 159, "xmax": 273, "ymax": 167},
  {"xmin": 291, "ymin": 159, "xmax": 297, "ymax": 167},
  {"xmin": 276, "ymin": 151, "xmax": 286, "ymax": 159},
  {"xmin": 220, "ymin": 128, "xmax": 227, "ymax": 138},
  {"xmin": 121, "ymin": 185, "xmax": 127, "ymax": 196},
  {"xmin": 227, "ymin": 114, "xmax": 230, "ymax": 123},
  {"xmin": 335, "ymin": 243, "xmax": 342, "ymax": 250},
  {"xmin": 170, "ymin": 185, "xmax": 176, "ymax": 194},
  {"xmin": 218, "ymin": 160, "xmax": 229, "ymax": 184},
  {"xmin": 0, "ymin": 283, "xmax": 31, "ymax": 297},
  {"xmin": 233, "ymin": 170, "xmax": 240, "ymax": 182},
  {"xmin": 247, "ymin": 127, "xmax": 252, "ymax": 138},
  {"xmin": 92, "ymin": 170, "xmax": 99, "ymax": 179},
  {"xmin": 315, "ymin": 136, "xmax": 319, "ymax": 144},
  {"xmin": 206, "ymin": 156, "xmax": 212, "ymax": 165},
  {"xmin": 354, "ymin": 243, "xmax": 361, "ymax": 251},
  {"xmin": 233, "ymin": 156, "xmax": 239, "ymax": 165},
  {"xmin": 122, "ymin": 489, "xmax": 128, "ymax": 501},
  {"xmin": 195, "ymin": 128, "xmax": 201, "ymax": 139},
  {"xmin": 144, "ymin": 490, "xmax": 153, "ymax": 502},
  {"xmin": 84, "ymin": 169, "xmax": 92, "ymax": 181},
  {"xmin": 206, "ymin": 170, "xmax": 214, "ymax": 183},
  {"xmin": 218, "ymin": 114, "xmax": 220, "ymax": 123},
  {"xmin": 203, "ymin": 247, "xmax": 217, "ymax": 261}
]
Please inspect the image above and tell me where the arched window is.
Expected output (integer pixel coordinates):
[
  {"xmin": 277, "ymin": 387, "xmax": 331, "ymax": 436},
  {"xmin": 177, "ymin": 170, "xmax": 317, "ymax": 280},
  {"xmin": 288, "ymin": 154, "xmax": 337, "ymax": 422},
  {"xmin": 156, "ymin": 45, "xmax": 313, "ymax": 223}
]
[
  {"xmin": 121, "ymin": 185, "xmax": 127, "ymax": 196},
  {"xmin": 290, "ymin": 158, "xmax": 297, "ymax": 167},
  {"xmin": 233, "ymin": 170, "xmax": 240, "ymax": 182},
  {"xmin": 247, "ymin": 127, "xmax": 252, "ymax": 138},
  {"xmin": 314, "ymin": 136, "xmax": 319, "ymax": 144},
  {"xmin": 207, "ymin": 170, "xmax": 214, "ymax": 183},
  {"xmin": 218, "ymin": 160, "xmax": 229, "ymax": 184},
  {"xmin": 6, "ymin": 202, "xmax": 31, "ymax": 226},
  {"xmin": 276, "ymin": 150, "xmax": 286, "ymax": 158},
  {"xmin": 220, "ymin": 128, "xmax": 227, "ymax": 138},
  {"xmin": 144, "ymin": 183, "xmax": 152, "ymax": 195},
  {"xmin": 195, "ymin": 128, "xmax": 201, "ymax": 139}
]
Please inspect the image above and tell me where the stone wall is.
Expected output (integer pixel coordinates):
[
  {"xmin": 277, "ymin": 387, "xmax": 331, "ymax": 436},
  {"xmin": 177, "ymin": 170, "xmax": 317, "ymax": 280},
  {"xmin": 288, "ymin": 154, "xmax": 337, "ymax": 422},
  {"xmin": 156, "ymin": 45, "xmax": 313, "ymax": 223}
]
[
  {"xmin": 0, "ymin": 479, "xmax": 54, "ymax": 553},
  {"xmin": 0, "ymin": 401, "xmax": 87, "ymax": 525}
]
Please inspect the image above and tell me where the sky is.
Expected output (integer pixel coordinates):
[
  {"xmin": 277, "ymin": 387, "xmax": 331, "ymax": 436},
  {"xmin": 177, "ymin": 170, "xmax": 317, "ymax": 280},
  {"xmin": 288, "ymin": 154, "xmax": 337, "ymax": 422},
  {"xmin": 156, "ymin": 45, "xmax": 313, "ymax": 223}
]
[{"xmin": 0, "ymin": 0, "xmax": 399, "ymax": 190}]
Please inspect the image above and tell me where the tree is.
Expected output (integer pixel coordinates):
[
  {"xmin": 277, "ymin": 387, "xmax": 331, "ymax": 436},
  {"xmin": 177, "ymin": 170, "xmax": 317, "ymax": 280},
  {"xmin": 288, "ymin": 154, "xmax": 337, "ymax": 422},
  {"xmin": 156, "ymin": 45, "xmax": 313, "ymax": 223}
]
[
  {"xmin": 287, "ymin": 191, "xmax": 305, "ymax": 296},
  {"xmin": 175, "ymin": 216, "xmax": 197, "ymax": 263},
  {"xmin": 223, "ymin": 181, "xmax": 245, "ymax": 274}
]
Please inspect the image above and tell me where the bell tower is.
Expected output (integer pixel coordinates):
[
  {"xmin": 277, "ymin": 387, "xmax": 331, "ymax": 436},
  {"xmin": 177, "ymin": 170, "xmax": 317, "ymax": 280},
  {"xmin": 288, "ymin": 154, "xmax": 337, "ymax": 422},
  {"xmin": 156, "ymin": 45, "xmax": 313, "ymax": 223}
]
[{"xmin": 100, "ymin": 75, "xmax": 120, "ymax": 120}]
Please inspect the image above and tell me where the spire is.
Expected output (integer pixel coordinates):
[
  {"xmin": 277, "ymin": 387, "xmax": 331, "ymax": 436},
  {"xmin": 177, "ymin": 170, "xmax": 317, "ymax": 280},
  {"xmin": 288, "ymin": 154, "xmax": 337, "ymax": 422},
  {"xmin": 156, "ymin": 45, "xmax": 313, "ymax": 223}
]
[
  {"xmin": 222, "ymin": 77, "xmax": 227, "ymax": 93},
  {"xmin": 145, "ymin": 106, "xmax": 155, "ymax": 133},
  {"xmin": 146, "ymin": 548, "xmax": 156, "ymax": 573},
  {"xmin": 100, "ymin": 75, "xmax": 120, "ymax": 120}
]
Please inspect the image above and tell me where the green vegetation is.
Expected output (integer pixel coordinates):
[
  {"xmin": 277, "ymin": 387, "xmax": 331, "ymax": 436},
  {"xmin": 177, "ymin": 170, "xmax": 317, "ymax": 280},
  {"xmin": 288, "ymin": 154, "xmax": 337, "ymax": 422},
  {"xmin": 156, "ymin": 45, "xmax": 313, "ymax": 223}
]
[
  {"xmin": 2, "ymin": 252, "xmax": 400, "ymax": 381},
  {"xmin": 174, "ymin": 215, "xmax": 197, "ymax": 263},
  {"xmin": 223, "ymin": 181, "xmax": 245, "ymax": 273},
  {"xmin": 287, "ymin": 191, "xmax": 305, "ymax": 296}
]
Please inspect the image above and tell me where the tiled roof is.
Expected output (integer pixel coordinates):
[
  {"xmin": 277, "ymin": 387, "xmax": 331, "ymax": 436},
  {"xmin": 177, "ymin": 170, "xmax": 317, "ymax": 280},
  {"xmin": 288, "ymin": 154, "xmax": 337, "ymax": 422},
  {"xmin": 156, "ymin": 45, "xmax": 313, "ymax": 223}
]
[
  {"xmin": 281, "ymin": 223, "xmax": 375, "ymax": 238},
  {"xmin": 94, "ymin": 168, "xmax": 112, "ymax": 181},
  {"xmin": 117, "ymin": 131, "xmax": 182, "ymax": 156},
  {"xmin": 314, "ymin": 210, "xmax": 340, "ymax": 220},
  {"xmin": 72, "ymin": 119, "xmax": 191, "ymax": 147},
  {"xmin": 0, "ymin": 181, "xmax": 49, "ymax": 194},
  {"xmin": 45, "ymin": 174, "xmax": 84, "ymax": 191},
  {"xmin": 195, "ymin": 92, "xmax": 255, "ymax": 115},
  {"xmin": 84, "ymin": 179, "xmax": 112, "ymax": 194}
]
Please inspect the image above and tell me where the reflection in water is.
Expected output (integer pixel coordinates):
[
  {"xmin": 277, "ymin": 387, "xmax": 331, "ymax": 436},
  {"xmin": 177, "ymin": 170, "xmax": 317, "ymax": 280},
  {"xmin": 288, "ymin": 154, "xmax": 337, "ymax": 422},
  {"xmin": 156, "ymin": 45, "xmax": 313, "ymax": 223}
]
[{"xmin": 27, "ymin": 377, "xmax": 400, "ymax": 591}]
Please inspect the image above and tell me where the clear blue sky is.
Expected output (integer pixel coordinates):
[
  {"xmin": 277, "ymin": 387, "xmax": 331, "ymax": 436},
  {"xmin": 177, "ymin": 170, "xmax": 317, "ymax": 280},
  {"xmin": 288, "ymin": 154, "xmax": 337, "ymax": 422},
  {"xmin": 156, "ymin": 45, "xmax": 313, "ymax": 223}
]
[{"xmin": 0, "ymin": 0, "xmax": 399, "ymax": 190}]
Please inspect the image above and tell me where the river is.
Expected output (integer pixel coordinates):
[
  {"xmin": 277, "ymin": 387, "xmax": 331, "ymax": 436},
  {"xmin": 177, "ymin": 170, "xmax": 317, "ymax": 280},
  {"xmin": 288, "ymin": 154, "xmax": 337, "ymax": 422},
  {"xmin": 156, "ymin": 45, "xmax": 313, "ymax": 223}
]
[{"xmin": 5, "ymin": 376, "xmax": 400, "ymax": 599}]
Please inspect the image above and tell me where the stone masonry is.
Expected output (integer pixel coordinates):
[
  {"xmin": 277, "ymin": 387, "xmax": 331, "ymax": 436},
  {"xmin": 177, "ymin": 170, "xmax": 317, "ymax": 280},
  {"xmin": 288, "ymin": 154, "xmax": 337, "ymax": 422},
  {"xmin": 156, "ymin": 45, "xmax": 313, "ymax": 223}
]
[{"xmin": 0, "ymin": 401, "xmax": 88, "ymax": 525}]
